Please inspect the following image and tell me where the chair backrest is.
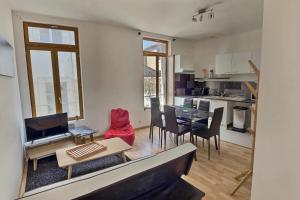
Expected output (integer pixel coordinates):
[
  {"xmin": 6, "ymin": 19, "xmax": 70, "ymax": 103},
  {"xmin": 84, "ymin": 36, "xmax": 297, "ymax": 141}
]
[
  {"xmin": 150, "ymin": 98, "xmax": 163, "ymax": 127},
  {"xmin": 111, "ymin": 108, "xmax": 130, "ymax": 129},
  {"xmin": 164, "ymin": 105, "xmax": 178, "ymax": 134},
  {"xmin": 183, "ymin": 98, "xmax": 193, "ymax": 108},
  {"xmin": 198, "ymin": 100, "xmax": 210, "ymax": 112},
  {"xmin": 209, "ymin": 107, "xmax": 224, "ymax": 135},
  {"xmin": 150, "ymin": 97, "xmax": 160, "ymax": 108}
]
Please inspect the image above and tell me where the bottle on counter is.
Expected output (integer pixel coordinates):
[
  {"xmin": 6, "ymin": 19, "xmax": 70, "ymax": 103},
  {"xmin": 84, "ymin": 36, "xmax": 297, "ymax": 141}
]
[{"xmin": 209, "ymin": 69, "xmax": 214, "ymax": 79}]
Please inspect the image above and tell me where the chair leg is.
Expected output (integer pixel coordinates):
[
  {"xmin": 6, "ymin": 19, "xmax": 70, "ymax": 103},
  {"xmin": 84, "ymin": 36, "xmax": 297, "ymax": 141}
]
[
  {"xmin": 207, "ymin": 138, "xmax": 211, "ymax": 160},
  {"xmin": 214, "ymin": 136, "xmax": 218, "ymax": 150},
  {"xmin": 159, "ymin": 128, "xmax": 161, "ymax": 141},
  {"xmin": 164, "ymin": 130, "xmax": 167, "ymax": 150},
  {"xmin": 194, "ymin": 151, "xmax": 197, "ymax": 161},
  {"xmin": 195, "ymin": 136, "xmax": 198, "ymax": 147},
  {"xmin": 176, "ymin": 135, "xmax": 179, "ymax": 146},
  {"xmin": 202, "ymin": 138, "xmax": 205, "ymax": 148},
  {"xmin": 218, "ymin": 135, "xmax": 221, "ymax": 155},
  {"xmin": 151, "ymin": 127, "xmax": 154, "ymax": 143},
  {"xmin": 160, "ymin": 130, "xmax": 163, "ymax": 148},
  {"xmin": 149, "ymin": 125, "xmax": 152, "ymax": 139}
]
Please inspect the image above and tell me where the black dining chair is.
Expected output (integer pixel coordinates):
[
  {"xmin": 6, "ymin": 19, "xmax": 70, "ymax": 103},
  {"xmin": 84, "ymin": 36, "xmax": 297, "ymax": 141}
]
[
  {"xmin": 183, "ymin": 98, "xmax": 193, "ymax": 108},
  {"xmin": 163, "ymin": 105, "xmax": 191, "ymax": 149},
  {"xmin": 192, "ymin": 107, "xmax": 224, "ymax": 160},
  {"xmin": 149, "ymin": 98, "xmax": 165, "ymax": 147},
  {"xmin": 195, "ymin": 100, "xmax": 210, "ymax": 125},
  {"xmin": 176, "ymin": 98, "xmax": 193, "ymax": 125}
]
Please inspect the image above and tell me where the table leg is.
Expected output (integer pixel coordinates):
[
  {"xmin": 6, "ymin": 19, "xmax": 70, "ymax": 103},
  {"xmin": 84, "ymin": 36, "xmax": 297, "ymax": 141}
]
[
  {"xmin": 74, "ymin": 136, "xmax": 77, "ymax": 144},
  {"xmin": 90, "ymin": 134, "xmax": 94, "ymax": 142},
  {"xmin": 82, "ymin": 137, "xmax": 86, "ymax": 144},
  {"xmin": 67, "ymin": 166, "xmax": 72, "ymax": 179},
  {"xmin": 121, "ymin": 152, "xmax": 127, "ymax": 162},
  {"xmin": 33, "ymin": 159, "xmax": 37, "ymax": 171}
]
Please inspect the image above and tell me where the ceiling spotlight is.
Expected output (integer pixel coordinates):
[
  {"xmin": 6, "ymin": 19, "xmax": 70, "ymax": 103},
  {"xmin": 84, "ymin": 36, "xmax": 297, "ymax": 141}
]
[
  {"xmin": 208, "ymin": 9, "xmax": 214, "ymax": 19},
  {"xmin": 192, "ymin": 7, "xmax": 214, "ymax": 23},
  {"xmin": 199, "ymin": 14, "xmax": 203, "ymax": 22}
]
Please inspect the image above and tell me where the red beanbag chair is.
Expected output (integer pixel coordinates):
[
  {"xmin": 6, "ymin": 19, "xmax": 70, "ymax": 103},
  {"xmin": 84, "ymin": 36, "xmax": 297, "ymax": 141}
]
[{"xmin": 104, "ymin": 108, "xmax": 135, "ymax": 146}]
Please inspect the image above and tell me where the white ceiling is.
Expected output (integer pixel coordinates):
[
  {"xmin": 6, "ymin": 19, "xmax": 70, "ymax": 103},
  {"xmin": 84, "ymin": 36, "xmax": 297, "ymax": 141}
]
[{"xmin": 9, "ymin": 0, "xmax": 264, "ymax": 40}]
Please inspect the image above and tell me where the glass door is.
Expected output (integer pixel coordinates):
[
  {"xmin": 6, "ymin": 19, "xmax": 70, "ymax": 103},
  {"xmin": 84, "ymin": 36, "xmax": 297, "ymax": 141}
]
[
  {"xmin": 57, "ymin": 51, "xmax": 81, "ymax": 118},
  {"xmin": 29, "ymin": 50, "xmax": 56, "ymax": 116},
  {"xmin": 143, "ymin": 55, "xmax": 167, "ymax": 107}
]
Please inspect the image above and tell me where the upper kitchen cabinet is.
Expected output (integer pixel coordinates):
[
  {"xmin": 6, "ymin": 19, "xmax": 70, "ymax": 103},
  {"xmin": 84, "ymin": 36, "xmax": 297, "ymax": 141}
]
[
  {"xmin": 215, "ymin": 53, "xmax": 232, "ymax": 74},
  {"xmin": 173, "ymin": 55, "xmax": 195, "ymax": 73},
  {"xmin": 215, "ymin": 50, "xmax": 261, "ymax": 75},
  {"xmin": 231, "ymin": 52, "xmax": 252, "ymax": 74}
]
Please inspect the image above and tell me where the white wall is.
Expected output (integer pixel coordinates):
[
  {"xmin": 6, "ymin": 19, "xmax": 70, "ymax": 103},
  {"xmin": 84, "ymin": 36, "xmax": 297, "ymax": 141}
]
[
  {"xmin": 251, "ymin": 1, "xmax": 300, "ymax": 199},
  {"xmin": 193, "ymin": 29, "xmax": 262, "ymax": 80},
  {"xmin": 12, "ymin": 11, "xmax": 192, "ymax": 134},
  {"xmin": 0, "ymin": 1, "xmax": 24, "ymax": 199}
]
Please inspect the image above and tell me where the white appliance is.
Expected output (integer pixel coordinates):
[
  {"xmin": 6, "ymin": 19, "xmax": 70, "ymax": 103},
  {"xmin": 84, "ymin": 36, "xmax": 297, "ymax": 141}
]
[{"xmin": 232, "ymin": 106, "xmax": 248, "ymax": 132}]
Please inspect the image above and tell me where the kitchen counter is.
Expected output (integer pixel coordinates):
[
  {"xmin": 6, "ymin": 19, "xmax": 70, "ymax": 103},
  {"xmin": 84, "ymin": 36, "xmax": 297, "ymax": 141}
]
[
  {"xmin": 202, "ymin": 96, "xmax": 255, "ymax": 104},
  {"xmin": 174, "ymin": 95, "xmax": 255, "ymax": 104}
]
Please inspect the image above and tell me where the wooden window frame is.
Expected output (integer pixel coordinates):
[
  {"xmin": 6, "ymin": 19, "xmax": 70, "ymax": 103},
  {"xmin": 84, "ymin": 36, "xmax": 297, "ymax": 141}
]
[
  {"xmin": 23, "ymin": 22, "xmax": 84, "ymax": 121},
  {"xmin": 143, "ymin": 37, "xmax": 169, "ymax": 107}
]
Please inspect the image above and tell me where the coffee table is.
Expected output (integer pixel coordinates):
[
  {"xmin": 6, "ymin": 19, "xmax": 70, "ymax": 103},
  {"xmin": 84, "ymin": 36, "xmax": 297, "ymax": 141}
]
[{"xmin": 56, "ymin": 137, "xmax": 132, "ymax": 179}]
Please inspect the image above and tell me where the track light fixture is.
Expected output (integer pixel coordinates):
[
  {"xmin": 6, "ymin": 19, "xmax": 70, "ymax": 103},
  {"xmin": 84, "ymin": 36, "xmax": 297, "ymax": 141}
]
[{"xmin": 192, "ymin": 8, "xmax": 214, "ymax": 23}]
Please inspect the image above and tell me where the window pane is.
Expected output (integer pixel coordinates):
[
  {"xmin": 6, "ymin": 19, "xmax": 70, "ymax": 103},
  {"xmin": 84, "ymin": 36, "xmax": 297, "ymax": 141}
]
[
  {"xmin": 144, "ymin": 56, "xmax": 157, "ymax": 107},
  {"xmin": 58, "ymin": 52, "xmax": 80, "ymax": 118},
  {"xmin": 30, "ymin": 50, "xmax": 56, "ymax": 116},
  {"xmin": 143, "ymin": 39, "xmax": 167, "ymax": 54},
  {"xmin": 28, "ymin": 26, "xmax": 75, "ymax": 45}
]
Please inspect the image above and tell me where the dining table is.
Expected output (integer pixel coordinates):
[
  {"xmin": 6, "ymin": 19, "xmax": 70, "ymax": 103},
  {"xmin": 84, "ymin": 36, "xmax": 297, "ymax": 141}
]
[
  {"xmin": 161, "ymin": 105, "xmax": 213, "ymax": 146},
  {"xmin": 173, "ymin": 105, "xmax": 213, "ymax": 124}
]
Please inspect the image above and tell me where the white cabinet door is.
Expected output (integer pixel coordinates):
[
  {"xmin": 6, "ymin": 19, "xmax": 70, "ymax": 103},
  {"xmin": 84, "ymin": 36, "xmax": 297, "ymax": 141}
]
[
  {"xmin": 210, "ymin": 100, "xmax": 228, "ymax": 129},
  {"xmin": 251, "ymin": 50, "xmax": 261, "ymax": 73},
  {"xmin": 215, "ymin": 53, "xmax": 232, "ymax": 74},
  {"xmin": 231, "ymin": 52, "xmax": 252, "ymax": 74},
  {"xmin": 174, "ymin": 97, "xmax": 184, "ymax": 106}
]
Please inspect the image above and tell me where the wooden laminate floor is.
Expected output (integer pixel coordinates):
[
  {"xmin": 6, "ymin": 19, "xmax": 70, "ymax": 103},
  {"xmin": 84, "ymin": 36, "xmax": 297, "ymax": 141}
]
[{"xmin": 126, "ymin": 127, "xmax": 252, "ymax": 200}]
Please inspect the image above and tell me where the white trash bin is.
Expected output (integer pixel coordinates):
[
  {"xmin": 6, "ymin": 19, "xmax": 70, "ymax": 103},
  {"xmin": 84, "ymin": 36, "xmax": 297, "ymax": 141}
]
[{"xmin": 232, "ymin": 106, "xmax": 248, "ymax": 133}]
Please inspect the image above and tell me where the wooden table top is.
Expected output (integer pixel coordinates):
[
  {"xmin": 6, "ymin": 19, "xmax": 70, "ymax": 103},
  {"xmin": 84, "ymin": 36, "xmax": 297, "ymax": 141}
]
[{"xmin": 56, "ymin": 138, "xmax": 132, "ymax": 167}]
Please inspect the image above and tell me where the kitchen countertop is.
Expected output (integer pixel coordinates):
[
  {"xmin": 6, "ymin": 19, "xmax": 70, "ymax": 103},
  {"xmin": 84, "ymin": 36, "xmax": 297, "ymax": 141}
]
[{"xmin": 174, "ymin": 95, "xmax": 255, "ymax": 104}]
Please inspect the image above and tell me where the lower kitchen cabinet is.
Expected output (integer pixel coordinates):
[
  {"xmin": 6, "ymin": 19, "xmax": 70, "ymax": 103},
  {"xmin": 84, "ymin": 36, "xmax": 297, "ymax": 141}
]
[
  {"xmin": 199, "ymin": 98, "xmax": 233, "ymax": 130},
  {"xmin": 174, "ymin": 97, "xmax": 185, "ymax": 106}
]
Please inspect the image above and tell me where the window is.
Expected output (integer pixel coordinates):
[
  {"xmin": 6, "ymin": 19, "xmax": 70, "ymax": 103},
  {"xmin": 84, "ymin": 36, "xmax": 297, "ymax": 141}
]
[
  {"xmin": 24, "ymin": 22, "xmax": 83, "ymax": 120},
  {"xmin": 143, "ymin": 38, "xmax": 168, "ymax": 108}
]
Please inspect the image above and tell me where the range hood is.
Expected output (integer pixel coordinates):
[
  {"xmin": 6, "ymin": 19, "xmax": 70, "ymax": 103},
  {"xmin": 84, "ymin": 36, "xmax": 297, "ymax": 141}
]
[
  {"xmin": 175, "ymin": 69, "xmax": 195, "ymax": 74},
  {"xmin": 172, "ymin": 55, "xmax": 195, "ymax": 74}
]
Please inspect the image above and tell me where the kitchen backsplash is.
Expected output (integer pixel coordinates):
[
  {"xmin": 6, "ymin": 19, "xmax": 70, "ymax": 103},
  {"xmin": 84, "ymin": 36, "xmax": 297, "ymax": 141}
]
[
  {"xmin": 174, "ymin": 73, "xmax": 256, "ymax": 99},
  {"xmin": 207, "ymin": 81, "xmax": 256, "ymax": 98},
  {"xmin": 175, "ymin": 73, "xmax": 195, "ymax": 96}
]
